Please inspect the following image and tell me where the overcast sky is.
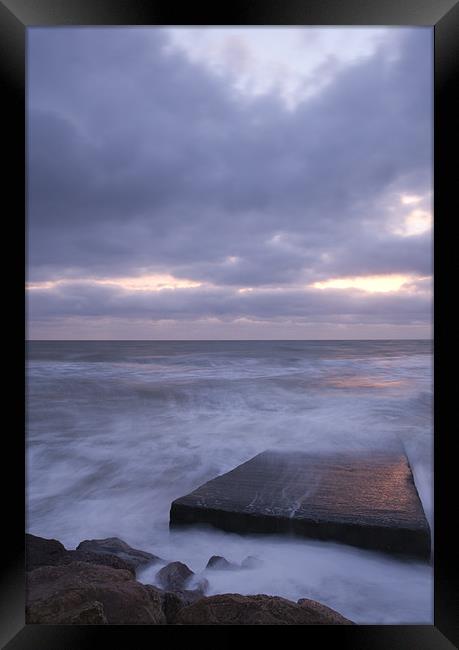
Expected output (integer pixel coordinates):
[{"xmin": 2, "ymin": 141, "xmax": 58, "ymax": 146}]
[{"xmin": 27, "ymin": 27, "xmax": 433, "ymax": 340}]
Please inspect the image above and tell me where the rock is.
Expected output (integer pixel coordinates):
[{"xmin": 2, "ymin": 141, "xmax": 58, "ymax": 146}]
[
  {"xmin": 26, "ymin": 561, "xmax": 166, "ymax": 624},
  {"xmin": 26, "ymin": 534, "xmax": 136, "ymax": 576},
  {"xmin": 65, "ymin": 549, "xmax": 136, "ymax": 575},
  {"xmin": 241, "ymin": 556, "xmax": 263, "ymax": 569},
  {"xmin": 174, "ymin": 593, "xmax": 353, "ymax": 625},
  {"xmin": 76, "ymin": 537, "xmax": 161, "ymax": 569},
  {"xmin": 53, "ymin": 601, "xmax": 108, "ymax": 625},
  {"xmin": 170, "ymin": 448, "xmax": 431, "ymax": 559},
  {"xmin": 205, "ymin": 554, "xmax": 262, "ymax": 571},
  {"xmin": 147, "ymin": 585, "xmax": 202, "ymax": 624},
  {"xmin": 171, "ymin": 588, "xmax": 206, "ymax": 608},
  {"xmin": 147, "ymin": 586, "xmax": 185, "ymax": 623},
  {"xmin": 25, "ymin": 533, "xmax": 66, "ymax": 568},
  {"xmin": 155, "ymin": 561, "xmax": 194, "ymax": 591},
  {"xmin": 297, "ymin": 598, "xmax": 353, "ymax": 623},
  {"xmin": 154, "ymin": 562, "xmax": 208, "ymax": 607},
  {"xmin": 206, "ymin": 555, "xmax": 239, "ymax": 570}
]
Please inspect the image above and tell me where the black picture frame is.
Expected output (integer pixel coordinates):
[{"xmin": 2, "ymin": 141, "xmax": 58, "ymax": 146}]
[{"xmin": 3, "ymin": 0, "xmax": 457, "ymax": 647}]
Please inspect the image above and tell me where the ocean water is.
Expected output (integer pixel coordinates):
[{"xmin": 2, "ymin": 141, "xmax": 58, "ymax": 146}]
[{"xmin": 26, "ymin": 340, "xmax": 433, "ymax": 624}]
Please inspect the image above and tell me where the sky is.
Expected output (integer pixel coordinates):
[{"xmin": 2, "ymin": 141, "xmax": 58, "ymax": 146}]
[{"xmin": 27, "ymin": 27, "xmax": 433, "ymax": 340}]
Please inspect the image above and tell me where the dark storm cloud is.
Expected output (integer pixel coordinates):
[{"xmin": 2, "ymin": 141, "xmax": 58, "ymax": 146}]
[{"xmin": 27, "ymin": 28, "xmax": 432, "ymax": 330}]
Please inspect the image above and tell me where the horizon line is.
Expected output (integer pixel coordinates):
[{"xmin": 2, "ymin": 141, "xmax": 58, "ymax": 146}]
[{"xmin": 26, "ymin": 338, "xmax": 433, "ymax": 342}]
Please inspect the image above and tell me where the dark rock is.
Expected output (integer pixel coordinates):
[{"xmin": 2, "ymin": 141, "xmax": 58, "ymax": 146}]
[
  {"xmin": 52, "ymin": 601, "xmax": 108, "ymax": 625},
  {"xmin": 65, "ymin": 550, "xmax": 136, "ymax": 575},
  {"xmin": 241, "ymin": 556, "xmax": 263, "ymax": 569},
  {"xmin": 171, "ymin": 588, "xmax": 205, "ymax": 608},
  {"xmin": 206, "ymin": 555, "xmax": 239, "ymax": 570},
  {"xmin": 205, "ymin": 554, "xmax": 262, "ymax": 571},
  {"xmin": 26, "ymin": 561, "xmax": 166, "ymax": 625},
  {"xmin": 297, "ymin": 598, "xmax": 353, "ymax": 623},
  {"xmin": 147, "ymin": 586, "xmax": 185, "ymax": 623},
  {"xmin": 76, "ymin": 537, "xmax": 161, "ymax": 569},
  {"xmin": 146, "ymin": 585, "xmax": 203, "ymax": 623},
  {"xmin": 25, "ymin": 534, "xmax": 66, "ymax": 569},
  {"xmin": 26, "ymin": 534, "xmax": 136, "ymax": 576},
  {"xmin": 170, "ymin": 449, "xmax": 431, "ymax": 559},
  {"xmin": 180, "ymin": 587, "xmax": 207, "ymax": 603},
  {"xmin": 174, "ymin": 593, "xmax": 353, "ymax": 625},
  {"xmin": 155, "ymin": 561, "xmax": 194, "ymax": 591}
]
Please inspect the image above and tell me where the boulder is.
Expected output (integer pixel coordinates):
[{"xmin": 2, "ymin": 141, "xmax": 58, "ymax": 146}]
[
  {"xmin": 76, "ymin": 537, "xmax": 161, "ymax": 569},
  {"xmin": 205, "ymin": 555, "xmax": 262, "ymax": 571},
  {"xmin": 147, "ymin": 585, "xmax": 203, "ymax": 623},
  {"xmin": 64, "ymin": 549, "xmax": 136, "ymax": 575},
  {"xmin": 25, "ymin": 533, "xmax": 65, "ymax": 567},
  {"xmin": 26, "ymin": 534, "xmax": 136, "ymax": 576},
  {"xmin": 206, "ymin": 555, "xmax": 239, "ymax": 571},
  {"xmin": 297, "ymin": 597, "xmax": 353, "ymax": 623},
  {"xmin": 170, "ymin": 449, "xmax": 431, "ymax": 559},
  {"xmin": 174, "ymin": 593, "xmax": 353, "ymax": 625},
  {"xmin": 26, "ymin": 561, "xmax": 166, "ymax": 625},
  {"xmin": 155, "ymin": 561, "xmax": 194, "ymax": 591},
  {"xmin": 51, "ymin": 601, "xmax": 108, "ymax": 625}
]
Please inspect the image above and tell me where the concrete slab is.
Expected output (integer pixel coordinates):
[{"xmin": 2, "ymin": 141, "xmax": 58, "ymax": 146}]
[{"xmin": 170, "ymin": 449, "xmax": 431, "ymax": 559}]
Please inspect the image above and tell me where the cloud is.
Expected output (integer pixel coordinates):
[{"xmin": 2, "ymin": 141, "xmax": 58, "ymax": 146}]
[
  {"xmin": 27, "ymin": 27, "xmax": 433, "ymax": 337},
  {"xmin": 27, "ymin": 281, "xmax": 431, "ymax": 328}
]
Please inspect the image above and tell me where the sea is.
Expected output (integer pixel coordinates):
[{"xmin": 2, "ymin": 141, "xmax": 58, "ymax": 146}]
[{"xmin": 26, "ymin": 340, "xmax": 433, "ymax": 624}]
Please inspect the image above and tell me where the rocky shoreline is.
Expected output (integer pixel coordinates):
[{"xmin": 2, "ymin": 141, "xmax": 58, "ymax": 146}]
[{"xmin": 26, "ymin": 534, "xmax": 353, "ymax": 625}]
